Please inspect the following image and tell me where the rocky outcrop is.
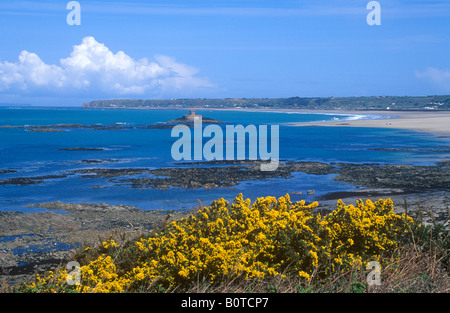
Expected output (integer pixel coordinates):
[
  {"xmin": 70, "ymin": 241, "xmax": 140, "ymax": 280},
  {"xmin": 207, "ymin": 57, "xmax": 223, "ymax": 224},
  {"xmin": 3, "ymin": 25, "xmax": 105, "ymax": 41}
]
[
  {"xmin": 1, "ymin": 160, "xmax": 449, "ymax": 286},
  {"xmin": 165, "ymin": 110, "xmax": 224, "ymax": 124},
  {"xmin": 3, "ymin": 160, "xmax": 448, "ymax": 192},
  {"xmin": 0, "ymin": 202, "xmax": 192, "ymax": 286}
]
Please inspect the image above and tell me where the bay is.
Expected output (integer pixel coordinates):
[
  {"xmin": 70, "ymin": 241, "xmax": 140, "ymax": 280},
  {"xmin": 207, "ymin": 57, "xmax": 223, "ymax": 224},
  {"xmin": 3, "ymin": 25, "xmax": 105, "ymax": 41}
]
[{"xmin": 0, "ymin": 108, "xmax": 448, "ymax": 212}]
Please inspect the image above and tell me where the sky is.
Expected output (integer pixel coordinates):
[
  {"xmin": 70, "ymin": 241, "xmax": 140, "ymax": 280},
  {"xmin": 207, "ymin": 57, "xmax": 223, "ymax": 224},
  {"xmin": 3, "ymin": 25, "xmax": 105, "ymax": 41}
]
[{"xmin": 0, "ymin": 0, "xmax": 449, "ymax": 106}]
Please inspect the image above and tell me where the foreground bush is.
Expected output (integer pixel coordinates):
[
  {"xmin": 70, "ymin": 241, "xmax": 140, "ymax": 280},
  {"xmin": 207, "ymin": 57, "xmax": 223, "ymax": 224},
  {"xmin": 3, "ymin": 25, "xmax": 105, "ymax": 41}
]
[{"xmin": 18, "ymin": 194, "xmax": 419, "ymax": 293}]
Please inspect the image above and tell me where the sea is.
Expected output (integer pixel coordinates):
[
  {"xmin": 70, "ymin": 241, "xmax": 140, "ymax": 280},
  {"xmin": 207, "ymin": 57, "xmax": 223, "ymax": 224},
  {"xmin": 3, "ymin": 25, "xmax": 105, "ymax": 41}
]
[{"xmin": 0, "ymin": 107, "xmax": 449, "ymax": 213}]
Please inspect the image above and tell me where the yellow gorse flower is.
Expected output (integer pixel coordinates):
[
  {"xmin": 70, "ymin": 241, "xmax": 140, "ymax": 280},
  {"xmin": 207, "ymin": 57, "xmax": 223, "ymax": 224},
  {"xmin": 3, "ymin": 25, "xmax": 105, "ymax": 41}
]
[
  {"xmin": 20, "ymin": 194, "xmax": 414, "ymax": 293},
  {"xmin": 102, "ymin": 237, "xmax": 119, "ymax": 250}
]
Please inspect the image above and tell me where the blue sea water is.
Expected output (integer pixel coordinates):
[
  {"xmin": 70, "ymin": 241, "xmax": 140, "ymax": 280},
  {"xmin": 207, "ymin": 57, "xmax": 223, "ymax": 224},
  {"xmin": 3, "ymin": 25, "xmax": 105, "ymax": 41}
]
[{"xmin": 0, "ymin": 108, "xmax": 448, "ymax": 212}]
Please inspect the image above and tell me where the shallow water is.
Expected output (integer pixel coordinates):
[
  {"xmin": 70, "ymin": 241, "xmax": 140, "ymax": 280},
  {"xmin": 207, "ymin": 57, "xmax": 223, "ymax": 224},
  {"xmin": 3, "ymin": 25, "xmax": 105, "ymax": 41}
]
[{"xmin": 0, "ymin": 108, "xmax": 448, "ymax": 212}]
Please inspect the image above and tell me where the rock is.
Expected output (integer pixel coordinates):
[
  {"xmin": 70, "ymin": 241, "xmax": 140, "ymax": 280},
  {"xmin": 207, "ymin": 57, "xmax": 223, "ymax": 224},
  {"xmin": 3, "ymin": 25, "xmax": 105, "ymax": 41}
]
[
  {"xmin": 0, "ymin": 201, "xmax": 193, "ymax": 286},
  {"xmin": 26, "ymin": 127, "xmax": 65, "ymax": 132},
  {"xmin": 164, "ymin": 110, "xmax": 225, "ymax": 124},
  {"xmin": 0, "ymin": 170, "xmax": 18, "ymax": 175},
  {"xmin": 70, "ymin": 168, "xmax": 148, "ymax": 178}
]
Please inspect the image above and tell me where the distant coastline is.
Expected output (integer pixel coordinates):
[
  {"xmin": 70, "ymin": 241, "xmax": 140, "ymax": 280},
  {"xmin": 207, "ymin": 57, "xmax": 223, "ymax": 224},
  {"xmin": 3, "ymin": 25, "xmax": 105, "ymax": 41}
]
[
  {"xmin": 80, "ymin": 99, "xmax": 450, "ymax": 137},
  {"xmin": 82, "ymin": 95, "xmax": 450, "ymax": 111},
  {"xmin": 3, "ymin": 101, "xmax": 449, "ymax": 136},
  {"xmin": 80, "ymin": 96, "xmax": 450, "ymax": 136}
]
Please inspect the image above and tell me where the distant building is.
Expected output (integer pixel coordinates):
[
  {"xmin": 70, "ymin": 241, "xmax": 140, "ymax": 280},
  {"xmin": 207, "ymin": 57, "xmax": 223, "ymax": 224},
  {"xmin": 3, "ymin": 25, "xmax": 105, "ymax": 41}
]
[
  {"xmin": 183, "ymin": 110, "xmax": 201, "ymax": 121},
  {"xmin": 165, "ymin": 110, "xmax": 224, "ymax": 124}
]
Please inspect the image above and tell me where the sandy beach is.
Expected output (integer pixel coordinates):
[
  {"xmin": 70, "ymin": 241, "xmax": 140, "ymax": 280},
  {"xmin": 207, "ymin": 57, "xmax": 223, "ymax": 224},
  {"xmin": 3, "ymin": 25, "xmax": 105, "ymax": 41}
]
[
  {"xmin": 73, "ymin": 106, "xmax": 450, "ymax": 137},
  {"xmin": 180, "ymin": 107, "xmax": 450, "ymax": 137},
  {"xmin": 291, "ymin": 110, "xmax": 450, "ymax": 137}
]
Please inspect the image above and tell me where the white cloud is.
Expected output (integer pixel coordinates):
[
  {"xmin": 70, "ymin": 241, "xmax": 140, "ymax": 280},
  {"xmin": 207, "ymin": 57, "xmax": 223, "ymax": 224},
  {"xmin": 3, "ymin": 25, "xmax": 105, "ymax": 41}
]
[
  {"xmin": 0, "ymin": 36, "xmax": 214, "ymax": 97},
  {"xmin": 0, "ymin": 51, "xmax": 65, "ymax": 91},
  {"xmin": 416, "ymin": 67, "xmax": 450, "ymax": 92}
]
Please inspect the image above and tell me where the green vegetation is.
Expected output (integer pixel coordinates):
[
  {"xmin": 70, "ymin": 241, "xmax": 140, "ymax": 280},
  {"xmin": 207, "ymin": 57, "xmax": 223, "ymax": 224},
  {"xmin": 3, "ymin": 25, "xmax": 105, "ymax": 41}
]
[
  {"xmin": 9, "ymin": 194, "xmax": 449, "ymax": 293},
  {"xmin": 83, "ymin": 95, "xmax": 450, "ymax": 110}
]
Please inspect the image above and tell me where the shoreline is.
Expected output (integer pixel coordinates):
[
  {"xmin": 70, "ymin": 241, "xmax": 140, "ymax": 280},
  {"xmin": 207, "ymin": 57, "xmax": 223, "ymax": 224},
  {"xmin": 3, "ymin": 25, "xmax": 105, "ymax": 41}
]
[
  {"xmin": 89, "ymin": 106, "xmax": 450, "ymax": 137},
  {"xmin": 289, "ymin": 110, "xmax": 450, "ymax": 137},
  {"xmin": 1, "ymin": 108, "xmax": 449, "ymax": 287},
  {"xmin": 1, "ymin": 160, "xmax": 449, "ymax": 286},
  {"xmin": 4, "ymin": 105, "xmax": 450, "ymax": 136},
  {"xmin": 192, "ymin": 107, "xmax": 449, "ymax": 137},
  {"xmin": 1, "ymin": 188, "xmax": 448, "ymax": 287}
]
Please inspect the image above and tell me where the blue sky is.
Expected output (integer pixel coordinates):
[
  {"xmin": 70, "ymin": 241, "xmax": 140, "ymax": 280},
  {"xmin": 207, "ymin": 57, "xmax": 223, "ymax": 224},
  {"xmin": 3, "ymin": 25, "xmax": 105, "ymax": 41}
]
[{"xmin": 0, "ymin": 0, "xmax": 449, "ymax": 106}]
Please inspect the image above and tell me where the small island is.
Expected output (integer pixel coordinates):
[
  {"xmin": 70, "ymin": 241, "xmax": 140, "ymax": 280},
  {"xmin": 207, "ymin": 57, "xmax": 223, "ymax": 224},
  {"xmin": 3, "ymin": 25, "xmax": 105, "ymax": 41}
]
[{"xmin": 164, "ymin": 110, "xmax": 225, "ymax": 124}]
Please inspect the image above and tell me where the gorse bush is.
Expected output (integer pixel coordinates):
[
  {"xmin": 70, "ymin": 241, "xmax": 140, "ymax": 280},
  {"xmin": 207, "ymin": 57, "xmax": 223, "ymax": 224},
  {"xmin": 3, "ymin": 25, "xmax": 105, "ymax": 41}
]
[{"xmin": 19, "ymin": 193, "xmax": 415, "ymax": 293}]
